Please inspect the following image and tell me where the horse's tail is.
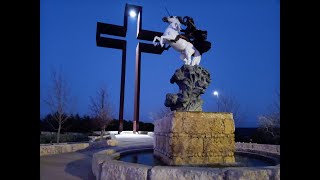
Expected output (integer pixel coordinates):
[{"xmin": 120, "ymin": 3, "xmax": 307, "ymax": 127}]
[{"xmin": 192, "ymin": 49, "xmax": 201, "ymax": 66}]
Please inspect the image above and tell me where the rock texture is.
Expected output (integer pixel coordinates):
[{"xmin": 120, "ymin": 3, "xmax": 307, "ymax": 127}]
[
  {"xmin": 154, "ymin": 111, "xmax": 235, "ymax": 166},
  {"xmin": 40, "ymin": 139, "xmax": 118, "ymax": 156},
  {"xmin": 92, "ymin": 144, "xmax": 280, "ymax": 180},
  {"xmin": 165, "ymin": 65, "xmax": 211, "ymax": 111},
  {"xmin": 150, "ymin": 166, "xmax": 224, "ymax": 180},
  {"xmin": 100, "ymin": 160, "xmax": 151, "ymax": 180},
  {"xmin": 236, "ymin": 143, "xmax": 280, "ymax": 154}
]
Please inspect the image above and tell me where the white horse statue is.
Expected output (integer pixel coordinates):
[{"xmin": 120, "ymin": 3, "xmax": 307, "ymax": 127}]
[{"xmin": 153, "ymin": 16, "xmax": 201, "ymax": 66}]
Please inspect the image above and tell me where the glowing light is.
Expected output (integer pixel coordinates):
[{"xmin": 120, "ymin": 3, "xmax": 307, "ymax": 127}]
[
  {"xmin": 213, "ymin": 91, "xmax": 219, "ymax": 97},
  {"xmin": 129, "ymin": 10, "xmax": 137, "ymax": 18}
]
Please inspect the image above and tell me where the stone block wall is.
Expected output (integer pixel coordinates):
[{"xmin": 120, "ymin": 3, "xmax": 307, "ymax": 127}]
[
  {"xmin": 154, "ymin": 112, "xmax": 235, "ymax": 165},
  {"xmin": 40, "ymin": 143, "xmax": 89, "ymax": 156},
  {"xmin": 40, "ymin": 139, "xmax": 118, "ymax": 156}
]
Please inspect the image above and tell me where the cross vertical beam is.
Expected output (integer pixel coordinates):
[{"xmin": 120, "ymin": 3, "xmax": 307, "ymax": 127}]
[
  {"xmin": 96, "ymin": 22, "xmax": 127, "ymax": 133},
  {"xmin": 132, "ymin": 4, "xmax": 166, "ymax": 133},
  {"xmin": 133, "ymin": 44, "xmax": 141, "ymax": 133},
  {"xmin": 97, "ymin": 3, "xmax": 166, "ymax": 134},
  {"xmin": 119, "ymin": 48, "xmax": 126, "ymax": 132},
  {"xmin": 133, "ymin": 42, "xmax": 166, "ymax": 133}
]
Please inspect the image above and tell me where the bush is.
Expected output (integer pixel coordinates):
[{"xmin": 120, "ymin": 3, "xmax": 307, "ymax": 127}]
[
  {"xmin": 252, "ymin": 128, "xmax": 280, "ymax": 145},
  {"xmin": 40, "ymin": 133, "xmax": 90, "ymax": 144}
]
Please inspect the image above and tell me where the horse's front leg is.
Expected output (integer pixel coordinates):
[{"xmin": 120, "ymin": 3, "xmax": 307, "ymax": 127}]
[
  {"xmin": 160, "ymin": 34, "xmax": 175, "ymax": 47},
  {"xmin": 186, "ymin": 54, "xmax": 192, "ymax": 65},
  {"xmin": 153, "ymin": 36, "xmax": 161, "ymax": 46},
  {"xmin": 180, "ymin": 53, "xmax": 188, "ymax": 65},
  {"xmin": 185, "ymin": 46, "xmax": 195, "ymax": 65}
]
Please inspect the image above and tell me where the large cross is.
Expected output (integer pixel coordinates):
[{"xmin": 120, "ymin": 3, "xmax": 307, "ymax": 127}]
[{"xmin": 96, "ymin": 4, "xmax": 166, "ymax": 133}]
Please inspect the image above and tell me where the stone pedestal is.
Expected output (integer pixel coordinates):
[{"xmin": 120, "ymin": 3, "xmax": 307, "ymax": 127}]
[{"xmin": 154, "ymin": 112, "xmax": 235, "ymax": 166}]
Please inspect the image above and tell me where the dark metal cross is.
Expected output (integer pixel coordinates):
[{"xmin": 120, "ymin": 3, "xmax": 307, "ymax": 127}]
[{"xmin": 96, "ymin": 4, "xmax": 166, "ymax": 133}]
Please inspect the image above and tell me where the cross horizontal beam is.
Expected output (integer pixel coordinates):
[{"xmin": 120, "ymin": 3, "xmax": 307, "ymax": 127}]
[
  {"xmin": 137, "ymin": 30, "xmax": 163, "ymax": 42},
  {"xmin": 97, "ymin": 22, "xmax": 127, "ymax": 37}
]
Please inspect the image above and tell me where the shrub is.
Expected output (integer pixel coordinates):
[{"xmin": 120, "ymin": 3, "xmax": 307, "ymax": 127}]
[{"xmin": 40, "ymin": 133, "xmax": 90, "ymax": 144}]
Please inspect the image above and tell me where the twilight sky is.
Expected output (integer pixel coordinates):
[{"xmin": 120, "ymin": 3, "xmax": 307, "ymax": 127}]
[{"xmin": 40, "ymin": 0, "xmax": 280, "ymax": 127}]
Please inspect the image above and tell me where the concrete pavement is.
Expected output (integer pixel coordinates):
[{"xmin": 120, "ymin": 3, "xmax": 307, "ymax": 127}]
[{"xmin": 40, "ymin": 134, "xmax": 153, "ymax": 180}]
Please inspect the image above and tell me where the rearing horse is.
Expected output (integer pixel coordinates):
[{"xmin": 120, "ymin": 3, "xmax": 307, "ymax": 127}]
[{"xmin": 153, "ymin": 16, "xmax": 201, "ymax": 66}]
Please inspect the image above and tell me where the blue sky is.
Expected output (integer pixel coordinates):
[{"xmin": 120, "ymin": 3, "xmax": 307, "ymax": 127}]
[{"xmin": 40, "ymin": 0, "xmax": 279, "ymax": 127}]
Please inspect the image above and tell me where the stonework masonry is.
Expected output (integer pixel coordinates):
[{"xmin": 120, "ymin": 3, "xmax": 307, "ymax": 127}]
[
  {"xmin": 154, "ymin": 111, "xmax": 235, "ymax": 165},
  {"xmin": 92, "ymin": 144, "xmax": 280, "ymax": 180},
  {"xmin": 40, "ymin": 139, "xmax": 118, "ymax": 156}
]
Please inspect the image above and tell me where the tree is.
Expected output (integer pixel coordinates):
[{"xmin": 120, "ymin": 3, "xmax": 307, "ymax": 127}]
[
  {"xmin": 149, "ymin": 107, "xmax": 171, "ymax": 121},
  {"xmin": 257, "ymin": 90, "xmax": 280, "ymax": 144},
  {"xmin": 89, "ymin": 87, "xmax": 113, "ymax": 141},
  {"xmin": 215, "ymin": 92, "xmax": 246, "ymax": 127},
  {"xmin": 44, "ymin": 69, "xmax": 73, "ymax": 143}
]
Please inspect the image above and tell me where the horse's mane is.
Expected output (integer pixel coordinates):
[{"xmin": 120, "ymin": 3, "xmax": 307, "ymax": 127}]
[{"xmin": 168, "ymin": 20, "xmax": 181, "ymax": 32}]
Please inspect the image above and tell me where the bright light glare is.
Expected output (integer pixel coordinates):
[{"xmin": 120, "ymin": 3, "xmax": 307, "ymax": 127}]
[
  {"xmin": 213, "ymin": 91, "xmax": 219, "ymax": 96},
  {"xmin": 129, "ymin": 10, "xmax": 137, "ymax": 17}
]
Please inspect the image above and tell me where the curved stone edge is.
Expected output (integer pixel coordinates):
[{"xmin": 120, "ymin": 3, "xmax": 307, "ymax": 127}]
[
  {"xmin": 150, "ymin": 166, "xmax": 279, "ymax": 180},
  {"xmin": 101, "ymin": 160, "xmax": 151, "ymax": 180},
  {"xmin": 40, "ymin": 139, "xmax": 119, "ymax": 156},
  {"xmin": 236, "ymin": 142, "xmax": 280, "ymax": 155},
  {"xmin": 92, "ymin": 145, "xmax": 153, "ymax": 179},
  {"xmin": 92, "ymin": 144, "xmax": 280, "ymax": 180}
]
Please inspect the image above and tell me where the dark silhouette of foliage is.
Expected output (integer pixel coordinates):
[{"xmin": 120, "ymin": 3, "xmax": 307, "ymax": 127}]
[{"xmin": 40, "ymin": 114, "xmax": 155, "ymax": 133}]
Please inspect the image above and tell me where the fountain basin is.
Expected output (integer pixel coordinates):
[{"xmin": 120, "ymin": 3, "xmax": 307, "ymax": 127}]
[
  {"xmin": 120, "ymin": 149, "xmax": 277, "ymax": 167},
  {"xmin": 92, "ymin": 144, "xmax": 280, "ymax": 180}
]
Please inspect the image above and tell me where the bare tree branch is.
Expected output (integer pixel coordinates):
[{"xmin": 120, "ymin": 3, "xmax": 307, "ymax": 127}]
[
  {"xmin": 149, "ymin": 107, "xmax": 171, "ymax": 121},
  {"xmin": 258, "ymin": 90, "xmax": 280, "ymax": 142},
  {"xmin": 89, "ymin": 86, "xmax": 114, "ymax": 140},
  {"xmin": 43, "ymin": 68, "xmax": 72, "ymax": 143},
  {"xmin": 215, "ymin": 93, "xmax": 246, "ymax": 127},
  {"xmin": 45, "ymin": 120, "xmax": 58, "ymax": 131}
]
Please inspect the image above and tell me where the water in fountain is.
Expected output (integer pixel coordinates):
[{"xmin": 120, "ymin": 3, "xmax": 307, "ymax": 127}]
[{"xmin": 119, "ymin": 149, "xmax": 276, "ymax": 167}]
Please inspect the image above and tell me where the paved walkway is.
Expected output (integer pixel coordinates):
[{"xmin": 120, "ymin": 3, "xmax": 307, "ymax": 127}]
[{"xmin": 40, "ymin": 134, "xmax": 153, "ymax": 180}]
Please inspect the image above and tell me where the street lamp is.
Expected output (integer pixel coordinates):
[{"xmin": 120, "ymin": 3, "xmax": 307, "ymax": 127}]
[
  {"xmin": 213, "ymin": 90, "xmax": 219, "ymax": 111},
  {"xmin": 129, "ymin": 10, "xmax": 137, "ymax": 18},
  {"xmin": 213, "ymin": 91, "xmax": 219, "ymax": 97}
]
